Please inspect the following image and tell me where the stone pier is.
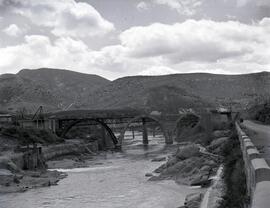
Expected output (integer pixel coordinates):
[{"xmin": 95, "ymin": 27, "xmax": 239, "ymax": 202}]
[{"xmin": 142, "ymin": 118, "xmax": 148, "ymax": 145}]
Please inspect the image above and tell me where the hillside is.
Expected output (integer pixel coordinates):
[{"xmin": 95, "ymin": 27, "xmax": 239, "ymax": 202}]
[
  {"xmin": 85, "ymin": 72, "xmax": 270, "ymax": 113},
  {"xmin": 0, "ymin": 68, "xmax": 110, "ymax": 113},
  {"xmin": 0, "ymin": 69, "xmax": 269, "ymax": 113}
]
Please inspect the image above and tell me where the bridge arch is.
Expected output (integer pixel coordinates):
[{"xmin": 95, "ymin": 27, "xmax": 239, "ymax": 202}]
[
  {"xmin": 118, "ymin": 115, "xmax": 166, "ymax": 145},
  {"xmin": 174, "ymin": 113, "xmax": 205, "ymax": 142},
  {"xmin": 60, "ymin": 118, "xmax": 118, "ymax": 146},
  {"xmin": 174, "ymin": 113, "xmax": 200, "ymax": 131}
]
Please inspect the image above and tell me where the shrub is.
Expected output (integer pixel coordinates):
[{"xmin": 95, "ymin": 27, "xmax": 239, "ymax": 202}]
[
  {"xmin": 1, "ymin": 126, "xmax": 64, "ymax": 145},
  {"xmin": 219, "ymin": 130, "xmax": 249, "ymax": 208}
]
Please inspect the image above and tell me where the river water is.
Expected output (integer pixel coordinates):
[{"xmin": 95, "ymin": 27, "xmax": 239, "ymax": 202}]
[{"xmin": 0, "ymin": 132, "xmax": 197, "ymax": 208}]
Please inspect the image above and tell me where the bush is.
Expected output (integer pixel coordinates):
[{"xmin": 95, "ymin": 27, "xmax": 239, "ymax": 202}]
[
  {"xmin": 212, "ymin": 121, "xmax": 230, "ymax": 131},
  {"xmin": 1, "ymin": 126, "xmax": 18, "ymax": 136},
  {"xmin": 219, "ymin": 130, "xmax": 249, "ymax": 208},
  {"xmin": 256, "ymin": 104, "xmax": 270, "ymax": 124},
  {"xmin": 1, "ymin": 126, "xmax": 64, "ymax": 145}
]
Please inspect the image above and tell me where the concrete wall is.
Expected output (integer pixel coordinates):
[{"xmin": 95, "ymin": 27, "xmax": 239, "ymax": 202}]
[{"xmin": 236, "ymin": 123, "xmax": 270, "ymax": 208}]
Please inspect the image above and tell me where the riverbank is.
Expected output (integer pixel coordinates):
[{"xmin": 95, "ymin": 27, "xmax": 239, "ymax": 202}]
[
  {"xmin": 0, "ymin": 168, "xmax": 67, "ymax": 193},
  {"xmin": 0, "ymin": 135, "xmax": 199, "ymax": 208},
  {"xmin": 145, "ymin": 129, "xmax": 231, "ymax": 208},
  {"xmin": 0, "ymin": 127, "xmax": 231, "ymax": 208},
  {"xmin": 0, "ymin": 138, "xmax": 98, "ymax": 194}
]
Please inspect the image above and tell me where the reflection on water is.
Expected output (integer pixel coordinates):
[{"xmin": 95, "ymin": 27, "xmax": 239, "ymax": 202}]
[{"xmin": 0, "ymin": 132, "xmax": 196, "ymax": 208}]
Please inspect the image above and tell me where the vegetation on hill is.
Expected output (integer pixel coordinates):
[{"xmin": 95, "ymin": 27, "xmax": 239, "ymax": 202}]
[
  {"xmin": 0, "ymin": 69, "xmax": 269, "ymax": 114},
  {"xmin": 146, "ymin": 85, "xmax": 210, "ymax": 113},
  {"xmin": 85, "ymin": 72, "xmax": 270, "ymax": 113},
  {"xmin": 219, "ymin": 130, "xmax": 249, "ymax": 208},
  {"xmin": 254, "ymin": 102, "xmax": 270, "ymax": 124},
  {"xmin": 0, "ymin": 74, "xmax": 59, "ymax": 111},
  {"xmin": 1, "ymin": 126, "xmax": 64, "ymax": 145},
  {"xmin": 246, "ymin": 94, "xmax": 270, "ymax": 124},
  {"xmin": 0, "ymin": 68, "xmax": 110, "ymax": 113}
]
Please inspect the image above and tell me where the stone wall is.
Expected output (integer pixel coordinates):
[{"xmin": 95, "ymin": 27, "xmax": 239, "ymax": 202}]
[
  {"xmin": 9, "ymin": 141, "xmax": 98, "ymax": 171},
  {"xmin": 236, "ymin": 123, "xmax": 270, "ymax": 208},
  {"xmin": 42, "ymin": 141, "xmax": 98, "ymax": 161}
]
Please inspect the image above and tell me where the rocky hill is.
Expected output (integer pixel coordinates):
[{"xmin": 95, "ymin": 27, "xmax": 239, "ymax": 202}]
[
  {"xmin": 0, "ymin": 69, "xmax": 269, "ymax": 113},
  {"xmin": 0, "ymin": 68, "xmax": 110, "ymax": 113},
  {"xmin": 85, "ymin": 72, "xmax": 270, "ymax": 113}
]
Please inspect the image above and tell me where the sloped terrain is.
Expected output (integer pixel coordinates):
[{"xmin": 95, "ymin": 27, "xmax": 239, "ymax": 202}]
[
  {"xmin": 253, "ymin": 103, "xmax": 270, "ymax": 124},
  {"xmin": 0, "ymin": 69, "xmax": 269, "ymax": 113},
  {"xmin": 85, "ymin": 72, "xmax": 270, "ymax": 112},
  {"xmin": 0, "ymin": 68, "xmax": 110, "ymax": 112},
  {"xmin": 0, "ymin": 74, "xmax": 60, "ymax": 112}
]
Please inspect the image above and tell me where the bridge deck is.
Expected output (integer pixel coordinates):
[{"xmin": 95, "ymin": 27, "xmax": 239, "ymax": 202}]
[{"xmin": 46, "ymin": 109, "xmax": 143, "ymax": 120}]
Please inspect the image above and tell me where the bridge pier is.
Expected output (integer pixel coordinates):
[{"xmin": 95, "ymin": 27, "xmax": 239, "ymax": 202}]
[
  {"xmin": 142, "ymin": 118, "xmax": 148, "ymax": 145},
  {"xmin": 132, "ymin": 126, "xmax": 135, "ymax": 139},
  {"xmin": 101, "ymin": 125, "xmax": 107, "ymax": 149},
  {"xmin": 164, "ymin": 131, "xmax": 174, "ymax": 144},
  {"xmin": 160, "ymin": 120, "xmax": 175, "ymax": 145}
]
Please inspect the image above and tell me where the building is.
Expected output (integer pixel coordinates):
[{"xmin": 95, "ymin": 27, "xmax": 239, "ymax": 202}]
[{"xmin": 18, "ymin": 118, "xmax": 57, "ymax": 132}]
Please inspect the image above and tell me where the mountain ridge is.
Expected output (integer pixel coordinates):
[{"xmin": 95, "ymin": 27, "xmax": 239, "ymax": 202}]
[
  {"xmin": 0, "ymin": 68, "xmax": 110, "ymax": 112},
  {"xmin": 0, "ymin": 68, "xmax": 269, "ymax": 113}
]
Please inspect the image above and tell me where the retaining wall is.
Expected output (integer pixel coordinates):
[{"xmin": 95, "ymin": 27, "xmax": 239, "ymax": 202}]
[
  {"xmin": 236, "ymin": 123, "xmax": 270, "ymax": 208},
  {"xmin": 42, "ymin": 141, "xmax": 98, "ymax": 161},
  {"xmin": 9, "ymin": 141, "xmax": 98, "ymax": 170}
]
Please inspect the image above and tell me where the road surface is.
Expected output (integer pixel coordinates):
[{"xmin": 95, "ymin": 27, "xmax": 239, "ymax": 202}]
[{"xmin": 242, "ymin": 120, "xmax": 270, "ymax": 165}]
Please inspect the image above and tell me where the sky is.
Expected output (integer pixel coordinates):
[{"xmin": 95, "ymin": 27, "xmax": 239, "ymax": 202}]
[{"xmin": 0, "ymin": 0, "xmax": 270, "ymax": 80}]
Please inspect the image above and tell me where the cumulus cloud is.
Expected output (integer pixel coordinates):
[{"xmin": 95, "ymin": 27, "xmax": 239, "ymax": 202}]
[
  {"xmin": 137, "ymin": 1, "xmax": 149, "ymax": 11},
  {"xmin": 236, "ymin": 0, "xmax": 248, "ymax": 7},
  {"xmin": 257, "ymin": 0, "xmax": 270, "ymax": 7},
  {"xmin": 0, "ymin": 18, "xmax": 270, "ymax": 79},
  {"xmin": 119, "ymin": 19, "xmax": 265, "ymax": 63},
  {"xmin": 9, "ymin": 0, "xmax": 115, "ymax": 38},
  {"xmin": 153, "ymin": 0, "xmax": 202, "ymax": 16},
  {"xmin": 110, "ymin": 18, "xmax": 270, "ymax": 76},
  {"xmin": 3, "ymin": 24, "xmax": 23, "ymax": 36},
  {"xmin": 236, "ymin": 0, "xmax": 270, "ymax": 7},
  {"xmin": 140, "ymin": 66, "xmax": 179, "ymax": 75},
  {"xmin": 0, "ymin": 35, "xmax": 138, "ymax": 79},
  {"xmin": 0, "ymin": 35, "xmax": 91, "ymax": 72}
]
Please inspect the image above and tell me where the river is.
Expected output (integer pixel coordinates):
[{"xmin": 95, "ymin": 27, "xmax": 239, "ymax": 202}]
[{"xmin": 0, "ymin": 132, "xmax": 197, "ymax": 208}]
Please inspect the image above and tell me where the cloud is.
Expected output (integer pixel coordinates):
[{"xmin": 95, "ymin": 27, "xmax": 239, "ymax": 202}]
[
  {"xmin": 120, "ymin": 19, "xmax": 264, "ymax": 63},
  {"xmin": 0, "ymin": 18, "xmax": 270, "ymax": 80},
  {"xmin": 140, "ymin": 66, "xmax": 179, "ymax": 75},
  {"xmin": 0, "ymin": 35, "xmax": 137, "ymax": 79},
  {"xmin": 110, "ymin": 18, "xmax": 270, "ymax": 77},
  {"xmin": 257, "ymin": 0, "xmax": 270, "ymax": 7},
  {"xmin": 153, "ymin": 0, "xmax": 202, "ymax": 16},
  {"xmin": 9, "ymin": 0, "xmax": 115, "ymax": 38},
  {"xmin": 0, "ymin": 35, "xmax": 91, "ymax": 72},
  {"xmin": 236, "ymin": 0, "xmax": 249, "ymax": 7},
  {"xmin": 236, "ymin": 0, "xmax": 270, "ymax": 7},
  {"xmin": 137, "ymin": 1, "xmax": 149, "ymax": 11},
  {"xmin": 3, "ymin": 24, "xmax": 23, "ymax": 36}
]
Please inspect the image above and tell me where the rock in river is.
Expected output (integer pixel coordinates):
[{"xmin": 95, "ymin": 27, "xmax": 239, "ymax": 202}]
[
  {"xmin": 151, "ymin": 157, "xmax": 166, "ymax": 162},
  {"xmin": 145, "ymin": 173, "xmax": 153, "ymax": 177}
]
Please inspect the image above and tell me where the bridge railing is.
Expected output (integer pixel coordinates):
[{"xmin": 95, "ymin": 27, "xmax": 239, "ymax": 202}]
[{"xmin": 236, "ymin": 123, "xmax": 270, "ymax": 208}]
